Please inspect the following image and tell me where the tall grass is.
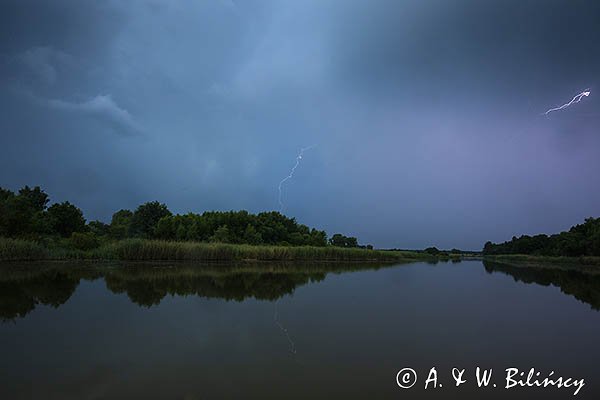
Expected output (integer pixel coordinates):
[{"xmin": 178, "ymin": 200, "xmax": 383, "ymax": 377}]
[
  {"xmin": 0, "ymin": 238, "xmax": 49, "ymax": 261},
  {"xmin": 0, "ymin": 237, "xmax": 427, "ymax": 262},
  {"xmin": 111, "ymin": 239, "xmax": 409, "ymax": 262}
]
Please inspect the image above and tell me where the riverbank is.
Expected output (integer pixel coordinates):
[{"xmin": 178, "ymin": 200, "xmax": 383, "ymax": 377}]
[
  {"xmin": 0, "ymin": 237, "xmax": 432, "ymax": 263},
  {"xmin": 483, "ymin": 254, "xmax": 600, "ymax": 269}
]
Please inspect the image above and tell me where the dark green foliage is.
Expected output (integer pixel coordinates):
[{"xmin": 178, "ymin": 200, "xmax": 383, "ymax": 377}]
[
  {"xmin": 0, "ymin": 186, "xmax": 88, "ymax": 240},
  {"xmin": 329, "ymin": 233, "xmax": 359, "ymax": 248},
  {"xmin": 309, "ymin": 229, "xmax": 328, "ymax": 246},
  {"xmin": 0, "ymin": 189, "xmax": 12, "ymax": 236},
  {"xmin": 424, "ymin": 246, "xmax": 440, "ymax": 255},
  {"xmin": 210, "ymin": 225, "xmax": 231, "ymax": 243},
  {"xmin": 0, "ymin": 187, "xmax": 14, "ymax": 202},
  {"xmin": 88, "ymin": 220, "xmax": 110, "ymax": 236},
  {"xmin": 243, "ymin": 224, "xmax": 262, "ymax": 245},
  {"xmin": 110, "ymin": 209, "xmax": 133, "ymax": 239},
  {"xmin": 130, "ymin": 201, "xmax": 172, "ymax": 238},
  {"xmin": 483, "ymin": 217, "xmax": 600, "ymax": 257},
  {"xmin": 47, "ymin": 202, "xmax": 86, "ymax": 238},
  {"xmin": 154, "ymin": 210, "xmax": 328, "ymax": 246},
  {"xmin": 0, "ymin": 186, "xmax": 50, "ymax": 237},
  {"xmin": 18, "ymin": 186, "xmax": 49, "ymax": 212},
  {"xmin": 70, "ymin": 232, "xmax": 100, "ymax": 251},
  {"xmin": 0, "ymin": 185, "xmax": 351, "ymax": 253}
]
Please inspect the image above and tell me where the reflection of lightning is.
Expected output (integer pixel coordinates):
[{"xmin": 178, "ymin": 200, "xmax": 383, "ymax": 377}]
[
  {"xmin": 274, "ymin": 302, "xmax": 296, "ymax": 354},
  {"xmin": 277, "ymin": 145, "xmax": 316, "ymax": 213},
  {"xmin": 544, "ymin": 89, "xmax": 590, "ymax": 115}
]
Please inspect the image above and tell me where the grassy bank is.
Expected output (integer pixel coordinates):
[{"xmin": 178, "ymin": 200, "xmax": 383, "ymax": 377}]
[
  {"xmin": 0, "ymin": 238, "xmax": 49, "ymax": 261},
  {"xmin": 483, "ymin": 254, "xmax": 600, "ymax": 268},
  {"xmin": 0, "ymin": 237, "xmax": 430, "ymax": 263}
]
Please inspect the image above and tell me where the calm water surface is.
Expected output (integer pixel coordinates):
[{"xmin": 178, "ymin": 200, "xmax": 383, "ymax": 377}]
[{"xmin": 1, "ymin": 260, "xmax": 599, "ymax": 399}]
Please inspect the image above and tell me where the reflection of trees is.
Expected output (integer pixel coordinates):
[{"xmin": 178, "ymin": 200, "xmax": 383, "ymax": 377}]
[
  {"xmin": 483, "ymin": 260, "xmax": 600, "ymax": 310},
  {"xmin": 0, "ymin": 282, "xmax": 36, "ymax": 320},
  {"xmin": 104, "ymin": 271, "xmax": 326, "ymax": 307},
  {"xmin": 0, "ymin": 262, "xmax": 395, "ymax": 317},
  {"xmin": 0, "ymin": 271, "xmax": 80, "ymax": 320}
]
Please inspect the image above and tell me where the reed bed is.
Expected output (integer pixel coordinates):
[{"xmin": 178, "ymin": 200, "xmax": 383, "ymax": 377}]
[
  {"xmin": 0, "ymin": 238, "xmax": 49, "ymax": 261},
  {"xmin": 0, "ymin": 237, "xmax": 425, "ymax": 263},
  {"xmin": 110, "ymin": 239, "xmax": 406, "ymax": 262}
]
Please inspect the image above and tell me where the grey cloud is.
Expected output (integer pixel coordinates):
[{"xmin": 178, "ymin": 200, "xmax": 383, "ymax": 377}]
[
  {"xmin": 45, "ymin": 95, "xmax": 142, "ymax": 136},
  {"xmin": 15, "ymin": 46, "xmax": 72, "ymax": 85}
]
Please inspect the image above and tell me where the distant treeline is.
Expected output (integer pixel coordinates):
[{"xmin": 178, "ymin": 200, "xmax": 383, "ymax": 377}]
[
  {"xmin": 385, "ymin": 247, "xmax": 478, "ymax": 256},
  {"xmin": 483, "ymin": 217, "xmax": 600, "ymax": 257},
  {"xmin": 0, "ymin": 185, "xmax": 364, "ymax": 250}
]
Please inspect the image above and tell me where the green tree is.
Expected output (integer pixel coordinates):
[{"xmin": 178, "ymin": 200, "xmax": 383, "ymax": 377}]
[
  {"xmin": 130, "ymin": 201, "xmax": 172, "ymax": 238},
  {"xmin": 329, "ymin": 233, "xmax": 345, "ymax": 247},
  {"xmin": 424, "ymin": 247, "xmax": 440, "ymax": 255},
  {"xmin": 187, "ymin": 220, "xmax": 202, "ymax": 241},
  {"xmin": 482, "ymin": 217, "xmax": 600, "ymax": 257},
  {"xmin": 47, "ymin": 202, "xmax": 86, "ymax": 237},
  {"xmin": 70, "ymin": 232, "xmax": 99, "ymax": 250},
  {"xmin": 309, "ymin": 229, "xmax": 327, "ymax": 246},
  {"xmin": 346, "ymin": 236, "xmax": 358, "ymax": 247},
  {"xmin": 175, "ymin": 223, "xmax": 187, "ymax": 241},
  {"xmin": 110, "ymin": 209, "xmax": 133, "ymax": 239},
  {"xmin": 88, "ymin": 220, "xmax": 110, "ymax": 236},
  {"xmin": 0, "ymin": 187, "xmax": 15, "ymax": 236},
  {"xmin": 243, "ymin": 224, "xmax": 262, "ymax": 245},
  {"xmin": 155, "ymin": 215, "xmax": 175, "ymax": 240},
  {"xmin": 211, "ymin": 225, "xmax": 231, "ymax": 243},
  {"xmin": 329, "ymin": 233, "xmax": 359, "ymax": 248},
  {"xmin": 0, "ymin": 186, "xmax": 50, "ymax": 237},
  {"xmin": 18, "ymin": 186, "xmax": 49, "ymax": 212}
]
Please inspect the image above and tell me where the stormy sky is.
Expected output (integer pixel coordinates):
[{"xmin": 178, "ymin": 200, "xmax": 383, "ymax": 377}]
[{"xmin": 1, "ymin": 0, "xmax": 600, "ymax": 250}]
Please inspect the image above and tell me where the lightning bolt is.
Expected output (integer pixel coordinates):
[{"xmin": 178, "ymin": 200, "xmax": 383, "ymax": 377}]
[
  {"xmin": 544, "ymin": 89, "xmax": 590, "ymax": 115},
  {"xmin": 274, "ymin": 302, "xmax": 296, "ymax": 354},
  {"xmin": 277, "ymin": 145, "xmax": 316, "ymax": 213}
]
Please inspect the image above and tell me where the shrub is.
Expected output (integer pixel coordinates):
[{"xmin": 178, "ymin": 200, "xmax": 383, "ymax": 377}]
[{"xmin": 70, "ymin": 232, "xmax": 100, "ymax": 251}]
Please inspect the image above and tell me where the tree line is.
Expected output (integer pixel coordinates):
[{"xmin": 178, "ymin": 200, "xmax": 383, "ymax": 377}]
[
  {"xmin": 0, "ymin": 185, "xmax": 364, "ymax": 249},
  {"xmin": 483, "ymin": 217, "xmax": 600, "ymax": 257}
]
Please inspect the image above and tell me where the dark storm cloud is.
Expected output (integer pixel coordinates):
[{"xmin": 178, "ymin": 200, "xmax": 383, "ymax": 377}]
[
  {"xmin": 14, "ymin": 46, "xmax": 70, "ymax": 85},
  {"xmin": 0, "ymin": 0, "xmax": 125, "ymax": 54},
  {"xmin": 45, "ymin": 94, "xmax": 143, "ymax": 136},
  {"xmin": 331, "ymin": 0, "xmax": 600, "ymax": 89},
  {"xmin": 1, "ymin": 0, "xmax": 600, "ymax": 249}
]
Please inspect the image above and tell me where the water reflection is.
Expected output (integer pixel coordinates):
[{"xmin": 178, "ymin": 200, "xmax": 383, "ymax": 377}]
[
  {"xmin": 0, "ymin": 270, "xmax": 81, "ymax": 320},
  {"xmin": 483, "ymin": 260, "xmax": 600, "ymax": 310},
  {"xmin": 3, "ymin": 260, "xmax": 600, "ymax": 321},
  {"xmin": 2, "ymin": 260, "xmax": 600, "ymax": 399},
  {"xmin": 0, "ymin": 262, "xmax": 395, "ymax": 320}
]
